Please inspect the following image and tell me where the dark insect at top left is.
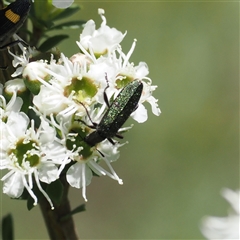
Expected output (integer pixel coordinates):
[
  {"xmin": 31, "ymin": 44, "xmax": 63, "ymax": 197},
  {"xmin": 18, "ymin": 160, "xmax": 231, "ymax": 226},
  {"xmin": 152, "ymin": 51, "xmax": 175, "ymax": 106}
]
[{"xmin": 0, "ymin": 0, "xmax": 31, "ymax": 51}]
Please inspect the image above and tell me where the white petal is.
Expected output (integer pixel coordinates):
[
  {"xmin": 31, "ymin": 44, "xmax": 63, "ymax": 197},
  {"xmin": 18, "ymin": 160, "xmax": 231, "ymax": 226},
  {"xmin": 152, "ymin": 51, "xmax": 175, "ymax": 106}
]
[
  {"xmin": 148, "ymin": 96, "xmax": 161, "ymax": 116},
  {"xmin": 131, "ymin": 103, "xmax": 148, "ymax": 123},
  {"xmin": 66, "ymin": 162, "xmax": 92, "ymax": 188},
  {"xmin": 200, "ymin": 188, "xmax": 240, "ymax": 239},
  {"xmin": 81, "ymin": 20, "xmax": 96, "ymax": 38},
  {"xmin": 135, "ymin": 62, "xmax": 149, "ymax": 79},
  {"xmin": 201, "ymin": 215, "xmax": 239, "ymax": 239},
  {"xmin": 79, "ymin": 15, "xmax": 125, "ymax": 54},
  {"xmin": 52, "ymin": 0, "xmax": 73, "ymax": 8},
  {"xmin": 38, "ymin": 163, "xmax": 59, "ymax": 183},
  {"xmin": 6, "ymin": 112, "xmax": 29, "ymax": 138},
  {"xmin": 9, "ymin": 97, "xmax": 23, "ymax": 113},
  {"xmin": 39, "ymin": 121, "xmax": 56, "ymax": 144},
  {"xmin": 33, "ymin": 86, "xmax": 66, "ymax": 115},
  {"xmin": 3, "ymin": 172, "xmax": 24, "ymax": 198},
  {"xmin": 221, "ymin": 188, "xmax": 240, "ymax": 214}
]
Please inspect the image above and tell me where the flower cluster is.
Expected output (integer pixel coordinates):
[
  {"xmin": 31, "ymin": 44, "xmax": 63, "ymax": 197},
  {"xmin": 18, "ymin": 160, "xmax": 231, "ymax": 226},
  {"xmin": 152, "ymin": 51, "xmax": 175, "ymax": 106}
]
[
  {"xmin": 200, "ymin": 188, "xmax": 240, "ymax": 239},
  {"xmin": 0, "ymin": 9, "xmax": 160, "ymax": 209}
]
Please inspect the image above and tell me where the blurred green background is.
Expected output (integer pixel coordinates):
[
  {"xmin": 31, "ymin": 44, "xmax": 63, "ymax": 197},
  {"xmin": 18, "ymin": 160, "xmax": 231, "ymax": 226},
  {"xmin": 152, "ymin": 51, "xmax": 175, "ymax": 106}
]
[{"xmin": 1, "ymin": 1, "xmax": 239, "ymax": 239}]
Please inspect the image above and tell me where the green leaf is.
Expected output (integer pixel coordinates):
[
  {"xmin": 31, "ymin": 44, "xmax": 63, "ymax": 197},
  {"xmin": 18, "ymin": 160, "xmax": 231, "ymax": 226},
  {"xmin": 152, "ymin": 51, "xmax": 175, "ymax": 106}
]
[
  {"xmin": 27, "ymin": 195, "xmax": 36, "ymax": 211},
  {"xmin": 59, "ymin": 204, "xmax": 86, "ymax": 221},
  {"xmin": 32, "ymin": 0, "xmax": 53, "ymax": 22},
  {"xmin": 1, "ymin": 214, "xmax": 14, "ymax": 240},
  {"xmin": 38, "ymin": 35, "xmax": 69, "ymax": 52},
  {"xmin": 70, "ymin": 204, "xmax": 86, "ymax": 215},
  {"xmin": 30, "ymin": 7, "xmax": 55, "ymax": 29},
  {"xmin": 49, "ymin": 20, "xmax": 85, "ymax": 31},
  {"xmin": 51, "ymin": 5, "xmax": 81, "ymax": 22},
  {"xmin": 46, "ymin": 179, "xmax": 64, "ymax": 206},
  {"xmin": 37, "ymin": 19, "xmax": 55, "ymax": 29}
]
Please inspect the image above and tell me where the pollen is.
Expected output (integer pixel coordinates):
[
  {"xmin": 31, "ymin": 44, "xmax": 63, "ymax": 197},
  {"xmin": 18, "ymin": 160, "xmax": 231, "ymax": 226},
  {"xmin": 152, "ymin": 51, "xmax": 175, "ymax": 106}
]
[{"xmin": 5, "ymin": 9, "xmax": 20, "ymax": 23}]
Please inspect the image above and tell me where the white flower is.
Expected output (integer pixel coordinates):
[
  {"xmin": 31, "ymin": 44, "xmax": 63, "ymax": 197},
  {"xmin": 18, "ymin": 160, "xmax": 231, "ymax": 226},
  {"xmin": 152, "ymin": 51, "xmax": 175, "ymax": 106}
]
[
  {"xmin": 200, "ymin": 188, "xmax": 240, "ymax": 239},
  {"xmin": 52, "ymin": 0, "xmax": 74, "ymax": 9},
  {"xmin": 0, "ymin": 82, "xmax": 23, "ymax": 120},
  {"xmin": 66, "ymin": 140, "xmax": 123, "ymax": 202},
  {"xmin": 132, "ymin": 79, "xmax": 161, "ymax": 123},
  {"xmin": 7, "ymin": 40, "xmax": 35, "ymax": 77},
  {"xmin": 2, "ymin": 8, "xmax": 161, "ymax": 204},
  {"xmin": 30, "ymin": 54, "xmax": 93, "ymax": 117},
  {"xmin": 27, "ymin": 10, "xmax": 160, "ymax": 124},
  {"xmin": 50, "ymin": 107, "xmax": 124, "ymax": 202},
  {"xmin": 77, "ymin": 8, "xmax": 126, "ymax": 55},
  {"xmin": 0, "ymin": 112, "xmax": 68, "ymax": 209},
  {"xmin": 4, "ymin": 79, "xmax": 27, "ymax": 95}
]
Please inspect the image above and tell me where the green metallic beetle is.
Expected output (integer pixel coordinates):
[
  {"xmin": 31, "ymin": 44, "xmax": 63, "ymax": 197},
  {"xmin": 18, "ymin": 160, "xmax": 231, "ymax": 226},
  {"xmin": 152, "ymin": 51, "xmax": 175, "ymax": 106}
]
[{"xmin": 81, "ymin": 79, "xmax": 143, "ymax": 147}]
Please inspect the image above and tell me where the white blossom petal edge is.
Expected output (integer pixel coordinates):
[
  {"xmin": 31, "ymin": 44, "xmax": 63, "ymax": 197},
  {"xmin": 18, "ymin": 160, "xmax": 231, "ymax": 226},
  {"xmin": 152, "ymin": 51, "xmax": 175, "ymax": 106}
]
[{"xmin": 200, "ymin": 188, "xmax": 240, "ymax": 239}]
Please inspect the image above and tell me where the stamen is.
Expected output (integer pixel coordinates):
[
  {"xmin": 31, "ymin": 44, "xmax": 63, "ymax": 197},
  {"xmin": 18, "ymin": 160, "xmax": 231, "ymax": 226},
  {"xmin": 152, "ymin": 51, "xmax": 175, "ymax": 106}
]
[
  {"xmin": 98, "ymin": 9, "xmax": 106, "ymax": 26},
  {"xmin": 57, "ymin": 155, "xmax": 71, "ymax": 176},
  {"xmin": 102, "ymin": 158, "xmax": 123, "ymax": 185},
  {"xmin": 123, "ymin": 39, "xmax": 137, "ymax": 68},
  {"xmin": 81, "ymin": 164, "xmax": 88, "ymax": 202},
  {"xmin": 88, "ymin": 160, "xmax": 106, "ymax": 176},
  {"xmin": 28, "ymin": 172, "xmax": 33, "ymax": 188},
  {"xmin": 29, "ymin": 119, "xmax": 35, "ymax": 137},
  {"xmin": 34, "ymin": 170, "xmax": 54, "ymax": 210},
  {"xmin": 1, "ymin": 170, "xmax": 14, "ymax": 181},
  {"xmin": 76, "ymin": 41, "xmax": 96, "ymax": 63},
  {"xmin": 88, "ymin": 159, "xmax": 122, "ymax": 184},
  {"xmin": 60, "ymin": 53, "xmax": 72, "ymax": 75},
  {"xmin": 13, "ymin": 34, "xmax": 26, "ymax": 52},
  {"xmin": 34, "ymin": 74, "xmax": 54, "ymax": 90},
  {"xmin": 7, "ymin": 48, "xmax": 22, "ymax": 62},
  {"xmin": 59, "ymin": 104, "xmax": 78, "ymax": 118},
  {"xmin": 87, "ymin": 44, "xmax": 97, "ymax": 63},
  {"xmin": 22, "ymin": 175, "xmax": 38, "ymax": 206}
]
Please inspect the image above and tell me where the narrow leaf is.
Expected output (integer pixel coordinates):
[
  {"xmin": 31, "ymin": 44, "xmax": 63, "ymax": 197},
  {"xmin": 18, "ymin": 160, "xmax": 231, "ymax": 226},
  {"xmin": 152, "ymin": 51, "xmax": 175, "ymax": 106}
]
[
  {"xmin": 60, "ymin": 204, "xmax": 86, "ymax": 221},
  {"xmin": 2, "ymin": 214, "xmax": 14, "ymax": 240},
  {"xmin": 51, "ymin": 5, "xmax": 80, "ymax": 22},
  {"xmin": 38, "ymin": 35, "xmax": 69, "ymax": 52},
  {"xmin": 49, "ymin": 20, "xmax": 85, "ymax": 30}
]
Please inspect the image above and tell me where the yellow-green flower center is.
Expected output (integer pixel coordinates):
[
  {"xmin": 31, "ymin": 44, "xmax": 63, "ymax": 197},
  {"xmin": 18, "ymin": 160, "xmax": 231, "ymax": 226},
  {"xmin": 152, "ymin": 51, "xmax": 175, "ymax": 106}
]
[
  {"xmin": 64, "ymin": 77, "xmax": 98, "ymax": 103},
  {"xmin": 67, "ymin": 127, "xmax": 93, "ymax": 160},
  {"xmin": 115, "ymin": 75, "xmax": 134, "ymax": 89},
  {"xmin": 9, "ymin": 138, "xmax": 40, "ymax": 167}
]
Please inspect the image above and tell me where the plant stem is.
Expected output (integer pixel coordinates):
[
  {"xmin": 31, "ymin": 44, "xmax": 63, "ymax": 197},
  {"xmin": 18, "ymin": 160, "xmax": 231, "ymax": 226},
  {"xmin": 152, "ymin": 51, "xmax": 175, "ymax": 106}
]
[{"xmin": 39, "ymin": 176, "xmax": 79, "ymax": 240}]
